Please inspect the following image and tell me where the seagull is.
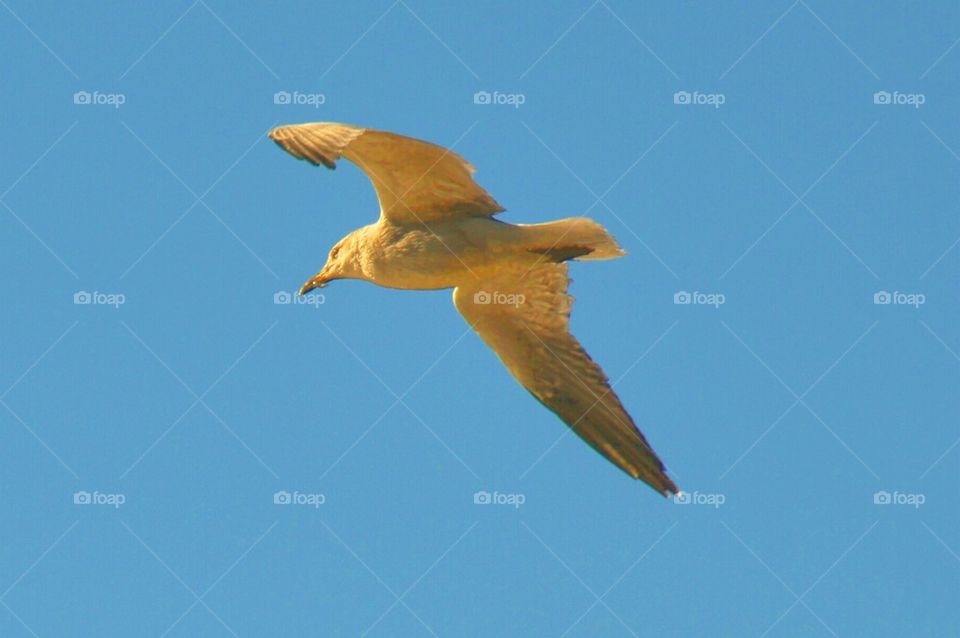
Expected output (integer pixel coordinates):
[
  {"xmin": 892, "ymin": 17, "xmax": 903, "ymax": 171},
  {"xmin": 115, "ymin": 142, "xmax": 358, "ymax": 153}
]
[{"xmin": 269, "ymin": 122, "xmax": 678, "ymax": 497}]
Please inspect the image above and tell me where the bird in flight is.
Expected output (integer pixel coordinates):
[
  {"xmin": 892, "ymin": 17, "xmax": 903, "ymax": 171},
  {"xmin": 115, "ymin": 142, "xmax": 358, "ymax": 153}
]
[{"xmin": 269, "ymin": 122, "xmax": 678, "ymax": 497}]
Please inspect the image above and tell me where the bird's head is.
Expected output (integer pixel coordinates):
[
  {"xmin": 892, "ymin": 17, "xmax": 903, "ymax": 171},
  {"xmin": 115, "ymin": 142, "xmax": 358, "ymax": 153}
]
[{"xmin": 298, "ymin": 231, "xmax": 365, "ymax": 295}]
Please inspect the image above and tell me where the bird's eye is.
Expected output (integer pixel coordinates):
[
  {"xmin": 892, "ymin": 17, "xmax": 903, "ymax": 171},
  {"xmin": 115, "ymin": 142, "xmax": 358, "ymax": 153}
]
[{"xmin": 330, "ymin": 246, "xmax": 341, "ymax": 260}]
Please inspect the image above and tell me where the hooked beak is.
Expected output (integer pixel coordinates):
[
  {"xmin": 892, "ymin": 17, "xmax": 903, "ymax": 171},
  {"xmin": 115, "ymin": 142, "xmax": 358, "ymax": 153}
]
[{"xmin": 298, "ymin": 268, "xmax": 333, "ymax": 295}]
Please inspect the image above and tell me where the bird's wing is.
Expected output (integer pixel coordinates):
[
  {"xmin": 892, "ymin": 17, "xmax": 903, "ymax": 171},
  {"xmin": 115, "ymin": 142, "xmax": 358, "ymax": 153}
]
[
  {"xmin": 268, "ymin": 122, "xmax": 504, "ymax": 223},
  {"xmin": 452, "ymin": 262, "xmax": 677, "ymax": 496}
]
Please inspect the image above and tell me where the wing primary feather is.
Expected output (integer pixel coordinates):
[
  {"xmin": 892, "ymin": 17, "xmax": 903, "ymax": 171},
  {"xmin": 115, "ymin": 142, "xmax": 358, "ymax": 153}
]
[
  {"xmin": 269, "ymin": 121, "xmax": 504, "ymax": 222},
  {"xmin": 452, "ymin": 262, "xmax": 678, "ymax": 496}
]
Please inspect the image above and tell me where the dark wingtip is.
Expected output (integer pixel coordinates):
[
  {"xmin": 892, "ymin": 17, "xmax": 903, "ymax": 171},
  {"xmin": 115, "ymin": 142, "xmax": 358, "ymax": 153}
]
[
  {"xmin": 635, "ymin": 464, "xmax": 679, "ymax": 498},
  {"xmin": 659, "ymin": 465, "xmax": 680, "ymax": 497}
]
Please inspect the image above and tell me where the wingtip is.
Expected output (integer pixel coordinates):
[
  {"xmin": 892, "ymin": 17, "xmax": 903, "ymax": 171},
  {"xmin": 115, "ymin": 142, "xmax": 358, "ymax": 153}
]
[
  {"xmin": 267, "ymin": 128, "xmax": 291, "ymax": 154},
  {"xmin": 664, "ymin": 471, "xmax": 680, "ymax": 496},
  {"xmin": 635, "ymin": 466, "xmax": 678, "ymax": 498},
  {"xmin": 629, "ymin": 459, "xmax": 678, "ymax": 498},
  {"xmin": 268, "ymin": 126, "xmax": 333, "ymax": 169}
]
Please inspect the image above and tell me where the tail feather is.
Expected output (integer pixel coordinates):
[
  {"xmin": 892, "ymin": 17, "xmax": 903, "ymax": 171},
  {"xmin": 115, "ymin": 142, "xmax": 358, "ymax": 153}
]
[{"xmin": 520, "ymin": 217, "xmax": 625, "ymax": 262}]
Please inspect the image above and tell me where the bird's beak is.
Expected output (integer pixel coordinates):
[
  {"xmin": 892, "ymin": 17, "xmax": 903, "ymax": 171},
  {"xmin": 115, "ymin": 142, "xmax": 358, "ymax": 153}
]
[{"xmin": 298, "ymin": 268, "xmax": 333, "ymax": 295}]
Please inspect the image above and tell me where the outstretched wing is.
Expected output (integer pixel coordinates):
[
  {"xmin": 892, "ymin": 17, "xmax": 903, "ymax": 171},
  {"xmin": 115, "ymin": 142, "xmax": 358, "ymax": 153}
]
[
  {"xmin": 268, "ymin": 122, "xmax": 504, "ymax": 223},
  {"xmin": 452, "ymin": 262, "xmax": 678, "ymax": 496}
]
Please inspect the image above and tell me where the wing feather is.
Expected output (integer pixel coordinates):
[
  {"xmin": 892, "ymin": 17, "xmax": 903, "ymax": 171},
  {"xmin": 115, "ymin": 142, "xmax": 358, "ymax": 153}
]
[
  {"xmin": 453, "ymin": 262, "xmax": 677, "ymax": 496},
  {"xmin": 269, "ymin": 122, "xmax": 504, "ymax": 223}
]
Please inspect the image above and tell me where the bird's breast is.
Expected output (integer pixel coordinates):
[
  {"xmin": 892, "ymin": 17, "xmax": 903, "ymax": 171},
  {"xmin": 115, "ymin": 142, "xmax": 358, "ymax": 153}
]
[{"xmin": 362, "ymin": 220, "xmax": 517, "ymax": 290}]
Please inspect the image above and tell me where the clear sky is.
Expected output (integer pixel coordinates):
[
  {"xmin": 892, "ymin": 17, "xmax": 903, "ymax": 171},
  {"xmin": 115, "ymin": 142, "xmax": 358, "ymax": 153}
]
[{"xmin": 1, "ymin": 2, "xmax": 958, "ymax": 636}]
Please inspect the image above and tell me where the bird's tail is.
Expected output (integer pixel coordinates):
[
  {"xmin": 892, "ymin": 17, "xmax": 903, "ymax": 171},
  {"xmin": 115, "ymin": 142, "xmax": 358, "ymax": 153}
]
[{"xmin": 521, "ymin": 217, "xmax": 626, "ymax": 262}]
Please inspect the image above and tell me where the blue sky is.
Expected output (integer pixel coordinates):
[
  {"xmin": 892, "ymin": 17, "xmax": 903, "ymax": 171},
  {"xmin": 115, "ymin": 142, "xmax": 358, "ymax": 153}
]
[{"xmin": 1, "ymin": 1, "xmax": 958, "ymax": 635}]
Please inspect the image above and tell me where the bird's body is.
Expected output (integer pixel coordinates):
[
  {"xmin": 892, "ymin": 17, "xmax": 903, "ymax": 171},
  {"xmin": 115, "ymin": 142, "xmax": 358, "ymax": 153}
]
[
  {"xmin": 269, "ymin": 121, "xmax": 679, "ymax": 497},
  {"xmin": 315, "ymin": 216, "xmax": 616, "ymax": 291},
  {"xmin": 335, "ymin": 217, "xmax": 512, "ymax": 290}
]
